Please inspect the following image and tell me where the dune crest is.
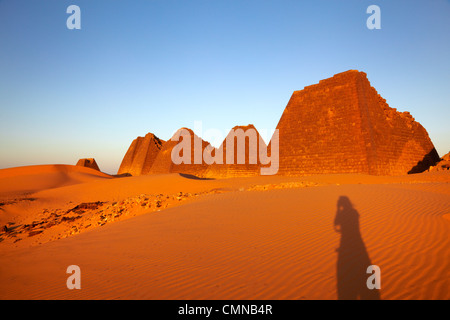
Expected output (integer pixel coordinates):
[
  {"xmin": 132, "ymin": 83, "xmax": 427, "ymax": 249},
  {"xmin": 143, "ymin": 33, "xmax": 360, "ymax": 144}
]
[{"xmin": 0, "ymin": 164, "xmax": 111, "ymax": 197}]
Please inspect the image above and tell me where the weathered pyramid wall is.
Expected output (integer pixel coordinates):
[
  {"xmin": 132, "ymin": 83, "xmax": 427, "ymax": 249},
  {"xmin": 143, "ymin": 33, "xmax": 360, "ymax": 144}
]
[
  {"xmin": 117, "ymin": 133, "xmax": 164, "ymax": 176},
  {"xmin": 204, "ymin": 125, "xmax": 267, "ymax": 178},
  {"xmin": 274, "ymin": 70, "xmax": 439, "ymax": 175},
  {"xmin": 149, "ymin": 128, "xmax": 212, "ymax": 177}
]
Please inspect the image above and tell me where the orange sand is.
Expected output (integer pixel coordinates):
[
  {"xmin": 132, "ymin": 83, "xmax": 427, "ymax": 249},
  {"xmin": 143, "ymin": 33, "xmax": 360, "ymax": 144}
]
[{"xmin": 0, "ymin": 165, "xmax": 449, "ymax": 299}]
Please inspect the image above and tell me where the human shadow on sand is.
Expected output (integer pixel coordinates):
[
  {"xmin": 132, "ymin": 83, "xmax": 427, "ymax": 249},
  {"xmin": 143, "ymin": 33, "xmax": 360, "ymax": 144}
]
[{"xmin": 334, "ymin": 196, "xmax": 380, "ymax": 300}]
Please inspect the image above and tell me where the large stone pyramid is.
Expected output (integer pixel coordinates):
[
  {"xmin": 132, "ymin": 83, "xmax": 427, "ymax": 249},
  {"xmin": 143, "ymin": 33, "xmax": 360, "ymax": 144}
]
[
  {"xmin": 273, "ymin": 70, "xmax": 439, "ymax": 175},
  {"xmin": 117, "ymin": 133, "xmax": 164, "ymax": 176}
]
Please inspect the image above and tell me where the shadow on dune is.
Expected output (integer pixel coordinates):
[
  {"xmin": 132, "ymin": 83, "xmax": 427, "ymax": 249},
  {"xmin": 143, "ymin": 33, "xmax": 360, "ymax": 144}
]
[
  {"xmin": 178, "ymin": 173, "xmax": 215, "ymax": 180},
  {"xmin": 113, "ymin": 173, "xmax": 132, "ymax": 178},
  {"xmin": 334, "ymin": 196, "xmax": 380, "ymax": 300}
]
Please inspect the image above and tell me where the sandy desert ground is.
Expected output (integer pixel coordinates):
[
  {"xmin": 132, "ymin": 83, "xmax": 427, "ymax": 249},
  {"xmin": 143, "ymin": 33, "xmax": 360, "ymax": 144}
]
[{"xmin": 0, "ymin": 164, "xmax": 449, "ymax": 299}]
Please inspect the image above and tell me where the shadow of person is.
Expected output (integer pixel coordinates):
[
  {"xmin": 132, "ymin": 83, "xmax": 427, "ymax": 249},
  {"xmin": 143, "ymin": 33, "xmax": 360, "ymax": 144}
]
[{"xmin": 334, "ymin": 196, "xmax": 380, "ymax": 300}]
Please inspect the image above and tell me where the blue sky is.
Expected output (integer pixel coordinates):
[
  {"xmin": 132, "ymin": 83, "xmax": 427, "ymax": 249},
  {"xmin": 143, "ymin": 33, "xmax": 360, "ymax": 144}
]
[{"xmin": 0, "ymin": 0, "xmax": 449, "ymax": 174}]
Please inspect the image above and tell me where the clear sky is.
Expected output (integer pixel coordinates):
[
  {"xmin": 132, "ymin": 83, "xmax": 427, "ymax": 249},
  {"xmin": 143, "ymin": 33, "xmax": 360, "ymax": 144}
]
[{"xmin": 1, "ymin": 0, "xmax": 449, "ymax": 174}]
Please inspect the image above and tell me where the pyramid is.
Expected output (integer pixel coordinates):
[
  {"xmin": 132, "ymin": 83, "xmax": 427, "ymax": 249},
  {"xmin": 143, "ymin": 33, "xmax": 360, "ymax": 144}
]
[
  {"xmin": 76, "ymin": 158, "xmax": 100, "ymax": 171},
  {"xmin": 117, "ymin": 133, "xmax": 164, "ymax": 176},
  {"xmin": 273, "ymin": 70, "xmax": 439, "ymax": 175},
  {"xmin": 149, "ymin": 128, "xmax": 212, "ymax": 176},
  {"xmin": 203, "ymin": 124, "xmax": 268, "ymax": 177}
]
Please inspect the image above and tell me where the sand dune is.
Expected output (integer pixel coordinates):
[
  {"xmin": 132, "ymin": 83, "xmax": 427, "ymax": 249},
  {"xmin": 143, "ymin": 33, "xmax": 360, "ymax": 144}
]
[
  {"xmin": 0, "ymin": 164, "xmax": 111, "ymax": 197},
  {"xmin": 0, "ymin": 170, "xmax": 449, "ymax": 299}
]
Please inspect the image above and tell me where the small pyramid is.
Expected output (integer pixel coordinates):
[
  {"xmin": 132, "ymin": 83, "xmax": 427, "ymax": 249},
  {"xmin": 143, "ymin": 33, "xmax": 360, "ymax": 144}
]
[{"xmin": 76, "ymin": 158, "xmax": 100, "ymax": 171}]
